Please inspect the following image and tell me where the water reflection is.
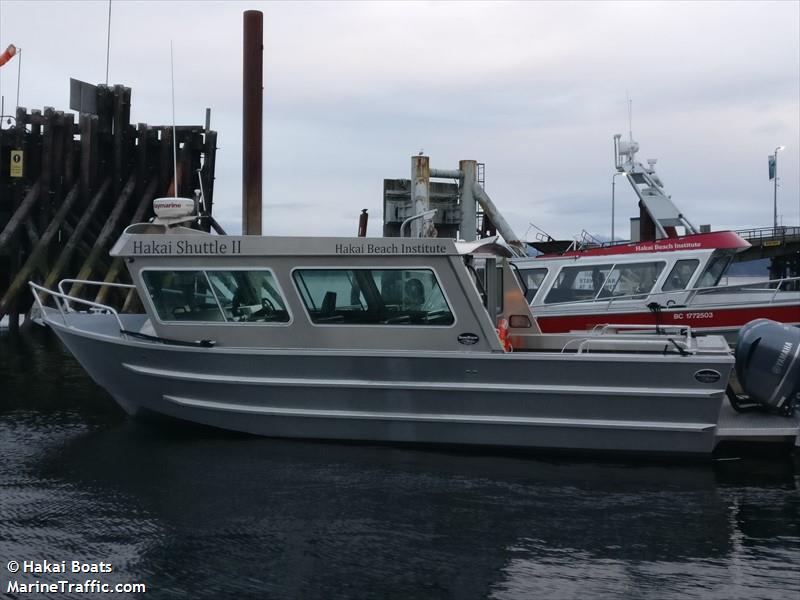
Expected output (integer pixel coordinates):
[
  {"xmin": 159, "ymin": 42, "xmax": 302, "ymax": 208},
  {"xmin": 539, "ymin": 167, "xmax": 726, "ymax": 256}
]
[{"xmin": 1, "ymin": 329, "xmax": 799, "ymax": 599}]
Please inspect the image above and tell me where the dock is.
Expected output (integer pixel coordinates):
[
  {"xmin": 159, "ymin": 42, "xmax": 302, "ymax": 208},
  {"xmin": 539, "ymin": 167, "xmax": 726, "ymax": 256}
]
[{"xmin": 733, "ymin": 226, "xmax": 800, "ymax": 279}]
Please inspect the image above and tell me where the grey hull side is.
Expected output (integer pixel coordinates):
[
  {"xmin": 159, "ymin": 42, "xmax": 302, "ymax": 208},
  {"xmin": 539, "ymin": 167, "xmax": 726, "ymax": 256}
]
[{"xmin": 49, "ymin": 320, "xmax": 732, "ymax": 456}]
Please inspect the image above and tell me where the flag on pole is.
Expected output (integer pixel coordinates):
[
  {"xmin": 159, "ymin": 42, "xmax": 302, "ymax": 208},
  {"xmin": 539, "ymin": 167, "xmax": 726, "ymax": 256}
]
[{"xmin": 769, "ymin": 155, "xmax": 776, "ymax": 180}]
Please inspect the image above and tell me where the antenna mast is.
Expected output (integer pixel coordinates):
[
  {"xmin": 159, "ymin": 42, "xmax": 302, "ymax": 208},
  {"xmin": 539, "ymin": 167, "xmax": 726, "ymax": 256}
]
[
  {"xmin": 105, "ymin": 1, "xmax": 112, "ymax": 85},
  {"xmin": 170, "ymin": 40, "xmax": 178, "ymax": 197},
  {"xmin": 16, "ymin": 47, "xmax": 22, "ymax": 109},
  {"xmin": 627, "ymin": 93, "xmax": 633, "ymax": 143}
]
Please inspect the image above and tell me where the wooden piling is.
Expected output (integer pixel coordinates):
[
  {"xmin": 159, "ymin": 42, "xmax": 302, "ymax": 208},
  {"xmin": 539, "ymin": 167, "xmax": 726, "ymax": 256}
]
[
  {"xmin": 0, "ymin": 81, "xmax": 218, "ymax": 324},
  {"xmin": 93, "ymin": 178, "xmax": 157, "ymax": 305},
  {"xmin": 0, "ymin": 182, "xmax": 80, "ymax": 320},
  {"xmin": 42, "ymin": 179, "xmax": 111, "ymax": 290},
  {"xmin": 65, "ymin": 175, "xmax": 134, "ymax": 297},
  {"xmin": 0, "ymin": 182, "xmax": 41, "ymax": 253}
]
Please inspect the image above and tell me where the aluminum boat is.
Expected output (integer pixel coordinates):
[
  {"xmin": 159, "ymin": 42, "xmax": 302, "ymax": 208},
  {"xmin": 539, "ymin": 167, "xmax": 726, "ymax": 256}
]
[{"xmin": 28, "ymin": 205, "xmax": 800, "ymax": 457}]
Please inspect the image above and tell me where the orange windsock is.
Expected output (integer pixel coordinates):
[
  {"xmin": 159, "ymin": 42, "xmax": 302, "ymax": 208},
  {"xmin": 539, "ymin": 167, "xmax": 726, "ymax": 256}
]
[{"xmin": 0, "ymin": 44, "xmax": 17, "ymax": 67}]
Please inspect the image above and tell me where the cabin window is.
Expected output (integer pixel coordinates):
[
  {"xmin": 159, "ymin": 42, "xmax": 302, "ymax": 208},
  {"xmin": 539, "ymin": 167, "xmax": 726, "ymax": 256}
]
[
  {"xmin": 518, "ymin": 268, "xmax": 548, "ymax": 302},
  {"xmin": 142, "ymin": 269, "xmax": 290, "ymax": 323},
  {"xmin": 696, "ymin": 255, "xmax": 732, "ymax": 288},
  {"xmin": 206, "ymin": 270, "xmax": 290, "ymax": 322},
  {"xmin": 597, "ymin": 261, "xmax": 666, "ymax": 299},
  {"xmin": 544, "ymin": 264, "xmax": 613, "ymax": 304},
  {"xmin": 292, "ymin": 268, "xmax": 454, "ymax": 325},
  {"xmin": 474, "ymin": 263, "xmax": 504, "ymax": 314},
  {"xmin": 142, "ymin": 270, "xmax": 224, "ymax": 322},
  {"xmin": 662, "ymin": 259, "xmax": 699, "ymax": 292}
]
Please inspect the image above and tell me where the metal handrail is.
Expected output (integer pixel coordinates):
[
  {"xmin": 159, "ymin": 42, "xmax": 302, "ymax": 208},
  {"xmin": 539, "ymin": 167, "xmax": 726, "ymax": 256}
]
[
  {"xmin": 399, "ymin": 209, "xmax": 438, "ymax": 237},
  {"xmin": 580, "ymin": 229, "xmax": 603, "ymax": 247},
  {"xmin": 686, "ymin": 276, "xmax": 800, "ymax": 305},
  {"xmin": 29, "ymin": 281, "xmax": 127, "ymax": 337},
  {"xmin": 575, "ymin": 336, "xmax": 692, "ymax": 355},
  {"xmin": 56, "ymin": 279, "xmax": 136, "ymax": 311},
  {"xmin": 590, "ymin": 323, "xmax": 693, "ymax": 350},
  {"xmin": 590, "ymin": 323, "xmax": 693, "ymax": 338},
  {"xmin": 560, "ymin": 325, "xmax": 694, "ymax": 354}
]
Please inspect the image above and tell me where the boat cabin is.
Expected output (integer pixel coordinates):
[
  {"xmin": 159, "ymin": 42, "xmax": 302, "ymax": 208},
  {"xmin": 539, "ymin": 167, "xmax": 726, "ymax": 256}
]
[
  {"xmin": 111, "ymin": 224, "xmax": 513, "ymax": 352},
  {"xmin": 512, "ymin": 231, "xmax": 750, "ymax": 307}
]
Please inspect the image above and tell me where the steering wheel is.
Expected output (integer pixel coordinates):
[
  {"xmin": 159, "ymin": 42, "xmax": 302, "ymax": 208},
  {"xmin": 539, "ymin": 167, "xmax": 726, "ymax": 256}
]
[{"xmin": 251, "ymin": 297, "xmax": 276, "ymax": 319}]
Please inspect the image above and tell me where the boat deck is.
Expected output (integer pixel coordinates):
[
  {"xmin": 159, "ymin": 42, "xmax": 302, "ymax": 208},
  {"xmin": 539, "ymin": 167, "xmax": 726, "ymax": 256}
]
[{"xmin": 715, "ymin": 400, "xmax": 800, "ymax": 446}]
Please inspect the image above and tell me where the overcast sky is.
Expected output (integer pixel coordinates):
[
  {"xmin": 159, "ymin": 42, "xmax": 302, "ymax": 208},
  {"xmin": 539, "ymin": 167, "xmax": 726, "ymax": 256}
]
[{"xmin": 1, "ymin": 1, "xmax": 798, "ymax": 240}]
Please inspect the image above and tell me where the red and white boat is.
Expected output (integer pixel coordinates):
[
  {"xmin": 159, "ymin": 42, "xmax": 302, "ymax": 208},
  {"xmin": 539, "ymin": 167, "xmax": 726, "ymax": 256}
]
[
  {"xmin": 511, "ymin": 136, "xmax": 800, "ymax": 342},
  {"xmin": 513, "ymin": 231, "xmax": 799, "ymax": 343}
]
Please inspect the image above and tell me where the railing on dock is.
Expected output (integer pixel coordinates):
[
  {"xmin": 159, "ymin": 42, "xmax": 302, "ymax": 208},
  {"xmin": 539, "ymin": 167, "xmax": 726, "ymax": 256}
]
[{"xmin": 734, "ymin": 225, "xmax": 800, "ymax": 245}]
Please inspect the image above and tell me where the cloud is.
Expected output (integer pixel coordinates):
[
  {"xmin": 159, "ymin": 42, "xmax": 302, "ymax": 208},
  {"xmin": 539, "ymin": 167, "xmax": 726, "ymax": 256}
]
[{"xmin": 1, "ymin": 0, "xmax": 797, "ymax": 240}]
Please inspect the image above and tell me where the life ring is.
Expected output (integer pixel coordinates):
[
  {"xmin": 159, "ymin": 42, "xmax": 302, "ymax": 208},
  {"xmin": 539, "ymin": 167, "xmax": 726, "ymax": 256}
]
[{"xmin": 496, "ymin": 317, "xmax": 512, "ymax": 352}]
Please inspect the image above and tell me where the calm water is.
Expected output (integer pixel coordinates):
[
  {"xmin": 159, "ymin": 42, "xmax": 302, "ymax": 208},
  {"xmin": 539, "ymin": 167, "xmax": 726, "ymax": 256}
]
[{"xmin": 1, "ymin": 328, "xmax": 799, "ymax": 599}]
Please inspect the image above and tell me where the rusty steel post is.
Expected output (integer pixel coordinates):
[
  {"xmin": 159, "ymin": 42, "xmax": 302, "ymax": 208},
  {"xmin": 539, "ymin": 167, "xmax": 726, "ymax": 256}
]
[
  {"xmin": 242, "ymin": 10, "xmax": 263, "ymax": 235},
  {"xmin": 357, "ymin": 209, "xmax": 369, "ymax": 237},
  {"xmin": 459, "ymin": 160, "xmax": 477, "ymax": 242},
  {"xmin": 410, "ymin": 155, "xmax": 430, "ymax": 238}
]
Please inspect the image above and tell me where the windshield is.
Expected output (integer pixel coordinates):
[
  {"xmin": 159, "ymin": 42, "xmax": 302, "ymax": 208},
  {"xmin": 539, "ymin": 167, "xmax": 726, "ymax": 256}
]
[
  {"xmin": 662, "ymin": 259, "xmax": 700, "ymax": 292},
  {"xmin": 696, "ymin": 255, "xmax": 732, "ymax": 288},
  {"xmin": 517, "ymin": 268, "xmax": 548, "ymax": 303}
]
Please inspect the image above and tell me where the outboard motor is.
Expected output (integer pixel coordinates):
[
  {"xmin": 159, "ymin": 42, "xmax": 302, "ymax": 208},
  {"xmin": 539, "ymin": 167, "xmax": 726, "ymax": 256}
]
[{"xmin": 733, "ymin": 319, "xmax": 800, "ymax": 416}]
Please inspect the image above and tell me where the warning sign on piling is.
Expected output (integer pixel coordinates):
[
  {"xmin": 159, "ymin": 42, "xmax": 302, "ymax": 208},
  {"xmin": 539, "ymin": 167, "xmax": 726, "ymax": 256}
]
[{"xmin": 10, "ymin": 150, "xmax": 23, "ymax": 178}]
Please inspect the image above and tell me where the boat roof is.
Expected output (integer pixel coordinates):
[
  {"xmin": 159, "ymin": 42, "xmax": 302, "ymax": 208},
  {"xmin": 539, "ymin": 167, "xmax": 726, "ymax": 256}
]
[
  {"xmin": 537, "ymin": 231, "xmax": 749, "ymax": 259},
  {"xmin": 111, "ymin": 228, "xmax": 459, "ymax": 258}
]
